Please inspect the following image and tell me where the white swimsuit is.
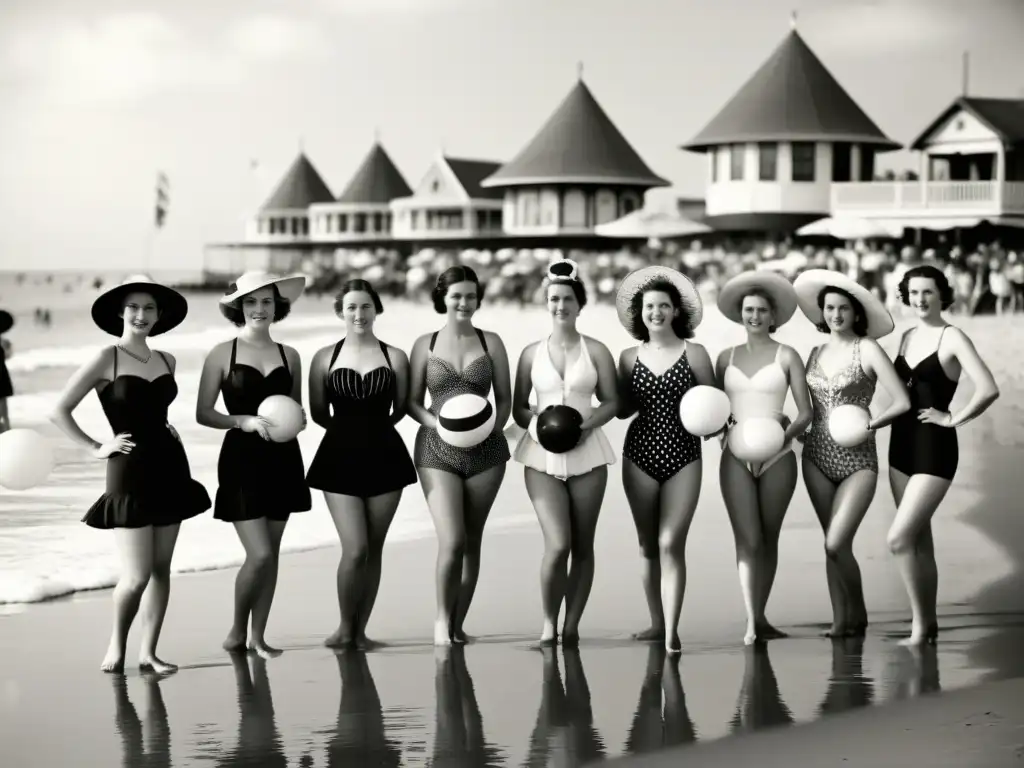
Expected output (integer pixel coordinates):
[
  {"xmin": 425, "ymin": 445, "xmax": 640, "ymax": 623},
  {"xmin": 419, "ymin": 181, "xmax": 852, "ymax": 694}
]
[
  {"xmin": 514, "ymin": 337, "xmax": 616, "ymax": 480},
  {"xmin": 723, "ymin": 344, "xmax": 792, "ymax": 478}
]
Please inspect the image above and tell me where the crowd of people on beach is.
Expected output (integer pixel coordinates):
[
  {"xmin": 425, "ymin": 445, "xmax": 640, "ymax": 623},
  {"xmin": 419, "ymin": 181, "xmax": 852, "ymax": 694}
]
[{"xmin": 33, "ymin": 252, "xmax": 1000, "ymax": 677}]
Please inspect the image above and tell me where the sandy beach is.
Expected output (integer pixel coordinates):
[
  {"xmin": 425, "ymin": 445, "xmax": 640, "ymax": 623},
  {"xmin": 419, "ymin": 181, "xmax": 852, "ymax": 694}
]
[{"xmin": 1, "ymin": 292, "xmax": 1023, "ymax": 766}]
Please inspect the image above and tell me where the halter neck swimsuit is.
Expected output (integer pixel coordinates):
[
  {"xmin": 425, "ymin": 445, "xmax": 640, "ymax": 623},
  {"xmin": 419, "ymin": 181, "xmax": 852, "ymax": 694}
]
[
  {"xmin": 514, "ymin": 336, "xmax": 615, "ymax": 480},
  {"xmin": 214, "ymin": 338, "xmax": 311, "ymax": 521},
  {"xmin": 414, "ymin": 328, "xmax": 511, "ymax": 479},
  {"xmin": 306, "ymin": 338, "xmax": 416, "ymax": 497},
  {"xmin": 890, "ymin": 326, "xmax": 959, "ymax": 480},
  {"xmin": 82, "ymin": 346, "xmax": 210, "ymax": 529},
  {"xmin": 623, "ymin": 343, "xmax": 701, "ymax": 484},
  {"xmin": 723, "ymin": 344, "xmax": 792, "ymax": 478},
  {"xmin": 804, "ymin": 339, "xmax": 878, "ymax": 484}
]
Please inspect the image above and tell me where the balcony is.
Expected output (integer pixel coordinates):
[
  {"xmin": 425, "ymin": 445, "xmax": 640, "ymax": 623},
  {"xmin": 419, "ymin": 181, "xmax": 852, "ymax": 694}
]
[{"xmin": 831, "ymin": 181, "xmax": 1024, "ymax": 219}]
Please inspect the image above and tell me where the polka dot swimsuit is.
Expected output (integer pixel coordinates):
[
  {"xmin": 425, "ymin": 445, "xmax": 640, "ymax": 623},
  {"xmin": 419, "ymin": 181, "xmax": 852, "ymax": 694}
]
[{"xmin": 623, "ymin": 345, "xmax": 701, "ymax": 484}]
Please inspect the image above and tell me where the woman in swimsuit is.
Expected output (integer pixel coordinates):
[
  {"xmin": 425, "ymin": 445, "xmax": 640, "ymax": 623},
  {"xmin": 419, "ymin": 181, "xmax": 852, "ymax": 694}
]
[
  {"xmin": 715, "ymin": 272, "xmax": 813, "ymax": 645},
  {"xmin": 793, "ymin": 269, "xmax": 911, "ymax": 638},
  {"xmin": 196, "ymin": 271, "xmax": 311, "ymax": 658},
  {"xmin": 50, "ymin": 275, "xmax": 210, "ymax": 673},
  {"xmin": 512, "ymin": 259, "xmax": 619, "ymax": 646},
  {"xmin": 409, "ymin": 265, "xmax": 512, "ymax": 646},
  {"xmin": 615, "ymin": 266, "xmax": 716, "ymax": 654},
  {"xmin": 0, "ymin": 309, "xmax": 14, "ymax": 433},
  {"xmin": 307, "ymin": 279, "xmax": 416, "ymax": 649},
  {"xmin": 887, "ymin": 264, "xmax": 1000, "ymax": 645}
]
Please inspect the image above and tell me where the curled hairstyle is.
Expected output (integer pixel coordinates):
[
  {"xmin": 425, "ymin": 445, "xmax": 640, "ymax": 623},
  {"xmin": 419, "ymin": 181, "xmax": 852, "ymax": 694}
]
[
  {"xmin": 432, "ymin": 265, "xmax": 485, "ymax": 314},
  {"xmin": 739, "ymin": 288, "xmax": 778, "ymax": 334},
  {"xmin": 334, "ymin": 278, "xmax": 384, "ymax": 315},
  {"xmin": 815, "ymin": 286, "xmax": 868, "ymax": 337},
  {"xmin": 546, "ymin": 260, "xmax": 588, "ymax": 308},
  {"xmin": 219, "ymin": 283, "xmax": 291, "ymax": 327},
  {"xmin": 897, "ymin": 265, "xmax": 954, "ymax": 311},
  {"xmin": 627, "ymin": 278, "xmax": 696, "ymax": 342}
]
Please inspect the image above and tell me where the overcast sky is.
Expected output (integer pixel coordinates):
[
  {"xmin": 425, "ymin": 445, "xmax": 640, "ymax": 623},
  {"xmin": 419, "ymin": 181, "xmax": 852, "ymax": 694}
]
[{"xmin": 1, "ymin": 0, "xmax": 1021, "ymax": 271}]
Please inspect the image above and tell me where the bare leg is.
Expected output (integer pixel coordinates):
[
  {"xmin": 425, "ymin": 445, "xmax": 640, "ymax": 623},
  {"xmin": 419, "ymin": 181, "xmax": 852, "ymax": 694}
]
[
  {"xmin": 224, "ymin": 519, "xmax": 275, "ymax": 652},
  {"xmin": 525, "ymin": 468, "xmax": 572, "ymax": 645},
  {"xmin": 721, "ymin": 449, "xmax": 763, "ymax": 645},
  {"xmin": 451, "ymin": 463, "xmax": 506, "ymax": 643},
  {"xmin": 562, "ymin": 466, "xmax": 608, "ymax": 643},
  {"xmin": 248, "ymin": 518, "xmax": 287, "ymax": 657},
  {"xmin": 419, "ymin": 468, "xmax": 466, "ymax": 646},
  {"xmin": 802, "ymin": 457, "xmax": 845, "ymax": 636},
  {"xmin": 659, "ymin": 460, "xmax": 703, "ymax": 654},
  {"xmin": 325, "ymin": 493, "xmax": 369, "ymax": 648},
  {"xmin": 138, "ymin": 523, "xmax": 181, "ymax": 674},
  {"xmin": 0, "ymin": 398, "xmax": 9, "ymax": 433},
  {"xmin": 623, "ymin": 458, "xmax": 664, "ymax": 641},
  {"xmin": 103, "ymin": 528, "xmax": 155, "ymax": 672},
  {"xmin": 354, "ymin": 489, "xmax": 403, "ymax": 648},
  {"xmin": 755, "ymin": 453, "xmax": 798, "ymax": 637},
  {"xmin": 824, "ymin": 470, "xmax": 878, "ymax": 634}
]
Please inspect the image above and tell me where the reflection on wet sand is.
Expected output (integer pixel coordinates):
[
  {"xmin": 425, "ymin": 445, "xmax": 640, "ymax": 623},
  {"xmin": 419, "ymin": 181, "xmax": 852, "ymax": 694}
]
[
  {"xmin": 730, "ymin": 644, "xmax": 794, "ymax": 733},
  {"xmin": 431, "ymin": 646, "xmax": 505, "ymax": 766},
  {"xmin": 887, "ymin": 643, "xmax": 941, "ymax": 702},
  {"xmin": 624, "ymin": 645, "xmax": 696, "ymax": 756},
  {"xmin": 523, "ymin": 647, "xmax": 607, "ymax": 766},
  {"xmin": 326, "ymin": 650, "xmax": 403, "ymax": 767},
  {"xmin": 111, "ymin": 674, "xmax": 171, "ymax": 768},
  {"xmin": 817, "ymin": 636, "xmax": 875, "ymax": 717},
  {"xmin": 215, "ymin": 651, "xmax": 288, "ymax": 767}
]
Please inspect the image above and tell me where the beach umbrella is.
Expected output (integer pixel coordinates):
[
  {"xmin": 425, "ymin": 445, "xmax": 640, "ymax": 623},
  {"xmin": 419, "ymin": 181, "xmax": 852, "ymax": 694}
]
[
  {"xmin": 797, "ymin": 216, "xmax": 904, "ymax": 240},
  {"xmin": 595, "ymin": 209, "xmax": 712, "ymax": 239}
]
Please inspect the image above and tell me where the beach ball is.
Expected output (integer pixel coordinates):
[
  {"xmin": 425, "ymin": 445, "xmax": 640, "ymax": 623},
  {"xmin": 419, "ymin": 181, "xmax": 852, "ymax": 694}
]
[
  {"xmin": 257, "ymin": 395, "xmax": 304, "ymax": 443},
  {"xmin": 679, "ymin": 386, "xmax": 731, "ymax": 437},
  {"xmin": 829, "ymin": 405, "xmax": 871, "ymax": 448},
  {"xmin": 437, "ymin": 394, "xmax": 495, "ymax": 449},
  {"xmin": 0, "ymin": 429, "xmax": 55, "ymax": 491},
  {"xmin": 536, "ymin": 405, "xmax": 583, "ymax": 454},
  {"xmin": 728, "ymin": 418, "xmax": 785, "ymax": 463}
]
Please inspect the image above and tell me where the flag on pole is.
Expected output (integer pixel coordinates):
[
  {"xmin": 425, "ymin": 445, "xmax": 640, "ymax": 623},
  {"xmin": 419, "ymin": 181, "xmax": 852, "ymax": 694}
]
[{"xmin": 155, "ymin": 172, "xmax": 170, "ymax": 228}]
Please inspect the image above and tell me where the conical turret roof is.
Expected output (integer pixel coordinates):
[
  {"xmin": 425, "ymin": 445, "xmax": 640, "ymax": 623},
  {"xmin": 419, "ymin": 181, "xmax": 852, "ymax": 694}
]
[
  {"xmin": 337, "ymin": 143, "xmax": 413, "ymax": 204},
  {"xmin": 259, "ymin": 152, "xmax": 334, "ymax": 211},
  {"xmin": 683, "ymin": 30, "xmax": 899, "ymax": 151},
  {"xmin": 483, "ymin": 79, "xmax": 668, "ymax": 188}
]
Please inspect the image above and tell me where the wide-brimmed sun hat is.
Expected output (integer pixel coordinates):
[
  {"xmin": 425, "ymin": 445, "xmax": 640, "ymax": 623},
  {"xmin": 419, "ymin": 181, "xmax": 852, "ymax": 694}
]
[
  {"xmin": 90, "ymin": 275, "xmax": 188, "ymax": 337},
  {"xmin": 219, "ymin": 271, "xmax": 307, "ymax": 306},
  {"xmin": 793, "ymin": 269, "xmax": 894, "ymax": 339},
  {"xmin": 717, "ymin": 270, "xmax": 798, "ymax": 327},
  {"xmin": 615, "ymin": 266, "xmax": 703, "ymax": 339},
  {"xmin": 0, "ymin": 309, "xmax": 13, "ymax": 335}
]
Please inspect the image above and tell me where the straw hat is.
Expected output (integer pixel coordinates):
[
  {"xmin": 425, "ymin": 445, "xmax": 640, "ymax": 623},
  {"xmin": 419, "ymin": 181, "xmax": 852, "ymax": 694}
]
[
  {"xmin": 793, "ymin": 269, "xmax": 894, "ymax": 339},
  {"xmin": 90, "ymin": 275, "xmax": 188, "ymax": 337},
  {"xmin": 717, "ymin": 270, "xmax": 798, "ymax": 327},
  {"xmin": 615, "ymin": 266, "xmax": 703, "ymax": 339},
  {"xmin": 219, "ymin": 271, "xmax": 307, "ymax": 306},
  {"xmin": 0, "ymin": 310, "xmax": 13, "ymax": 335}
]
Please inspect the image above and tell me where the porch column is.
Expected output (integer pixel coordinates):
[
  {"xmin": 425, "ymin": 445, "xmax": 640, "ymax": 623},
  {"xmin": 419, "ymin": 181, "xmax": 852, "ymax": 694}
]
[
  {"xmin": 851, "ymin": 145, "xmax": 862, "ymax": 181},
  {"xmin": 995, "ymin": 145, "xmax": 1006, "ymax": 211},
  {"xmin": 920, "ymin": 151, "xmax": 930, "ymax": 205}
]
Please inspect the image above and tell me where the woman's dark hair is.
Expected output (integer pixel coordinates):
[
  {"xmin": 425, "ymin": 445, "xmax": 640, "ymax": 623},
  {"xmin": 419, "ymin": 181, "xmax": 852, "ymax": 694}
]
[
  {"xmin": 897, "ymin": 265, "xmax": 954, "ymax": 311},
  {"xmin": 739, "ymin": 287, "xmax": 778, "ymax": 334},
  {"xmin": 219, "ymin": 284, "xmax": 291, "ymax": 327},
  {"xmin": 546, "ymin": 261, "xmax": 588, "ymax": 308},
  {"xmin": 431, "ymin": 265, "xmax": 485, "ymax": 314},
  {"xmin": 334, "ymin": 279, "xmax": 384, "ymax": 315},
  {"xmin": 815, "ymin": 286, "xmax": 868, "ymax": 337},
  {"xmin": 627, "ymin": 278, "xmax": 696, "ymax": 341}
]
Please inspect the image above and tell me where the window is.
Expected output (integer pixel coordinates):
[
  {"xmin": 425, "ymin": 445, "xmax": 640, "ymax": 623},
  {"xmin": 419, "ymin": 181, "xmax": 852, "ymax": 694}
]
[
  {"xmin": 758, "ymin": 143, "xmax": 777, "ymax": 181},
  {"xmin": 711, "ymin": 148, "xmax": 718, "ymax": 182},
  {"xmin": 831, "ymin": 142, "xmax": 852, "ymax": 182},
  {"xmin": 730, "ymin": 144, "xmax": 745, "ymax": 181},
  {"xmin": 791, "ymin": 142, "xmax": 816, "ymax": 182}
]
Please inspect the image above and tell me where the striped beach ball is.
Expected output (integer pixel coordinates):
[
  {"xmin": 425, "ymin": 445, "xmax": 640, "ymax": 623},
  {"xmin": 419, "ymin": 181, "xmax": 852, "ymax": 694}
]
[{"xmin": 437, "ymin": 393, "xmax": 496, "ymax": 449}]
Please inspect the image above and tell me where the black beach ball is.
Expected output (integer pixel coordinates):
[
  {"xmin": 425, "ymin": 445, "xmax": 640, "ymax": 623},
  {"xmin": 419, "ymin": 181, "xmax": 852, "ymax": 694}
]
[{"xmin": 536, "ymin": 405, "xmax": 583, "ymax": 454}]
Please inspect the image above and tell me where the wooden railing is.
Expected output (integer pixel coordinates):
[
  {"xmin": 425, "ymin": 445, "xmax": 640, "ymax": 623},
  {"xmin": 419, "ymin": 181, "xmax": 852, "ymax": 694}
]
[{"xmin": 831, "ymin": 181, "xmax": 1024, "ymax": 214}]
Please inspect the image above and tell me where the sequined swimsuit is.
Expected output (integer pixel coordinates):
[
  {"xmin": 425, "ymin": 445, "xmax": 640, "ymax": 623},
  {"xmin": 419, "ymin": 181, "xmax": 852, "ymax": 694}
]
[
  {"xmin": 804, "ymin": 339, "xmax": 878, "ymax": 484},
  {"xmin": 623, "ymin": 345, "xmax": 701, "ymax": 484}
]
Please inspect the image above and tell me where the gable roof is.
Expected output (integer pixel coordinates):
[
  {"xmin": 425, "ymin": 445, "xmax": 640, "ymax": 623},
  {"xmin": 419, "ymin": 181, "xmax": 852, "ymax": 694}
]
[
  {"xmin": 444, "ymin": 156, "xmax": 505, "ymax": 199},
  {"xmin": 483, "ymin": 80, "xmax": 668, "ymax": 188},
  {"xmin": 909, "ymin": 96, "xmax": 1024, "ymax": 150},
  {"xmin": 259, "ymin": 153, "xmax": 334, "ymax": 211},
  {"xmin": 683, "ymin": 30, "xmax": 899, "ymax": 151},
  {"xmin": 336, "ymin": 143, "xmax": 412, "ymax": 204}
]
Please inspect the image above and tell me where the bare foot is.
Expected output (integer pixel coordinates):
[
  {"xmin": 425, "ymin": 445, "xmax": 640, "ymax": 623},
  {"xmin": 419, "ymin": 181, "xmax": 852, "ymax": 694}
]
[
  {"xmin": 100, "ymin": 647, "xmax": 125, "ymax": 674},
  {"xmin": 248, "ymin": 639, "xmax": 283, "ymax": 659},
  {"xmin": 451, "ymin": 629, "xmax": 474, "ymax": 645},
  {"xmin": 820, "ymin": 624, "xmax": 850, "ymax": 638},
  {"xmin": 222, "ymin": 629, "xmax": 247, "ymax": 652},
  {"xmin": 560, "ymin": 631, "xmax": 580, "ymax": 648},
  {"xmin": 434, "ymin": 620, "xmax": 452, "ymax": 647},
  {"xmin": 324, "ymin": 629, "xmax": 354, "ymax": 649},
  {"xmin": 632, "ymin": 626, "xmax": 666, "ymax": 642},
  {"xmin": 755, "ymin": 621, "xmax": 789, "ymax": 640},
  {"xmin": 898, "ymin": 622, "xmax": 937, "ymax": 647},
  {"xmin": 138, "ymin": 655, "xmax": 178, "ymax": 675},
  {"xmin": 743, "ymin": 628, "xmax": 758, "ymax": 646},
  {"xmin": 539, "ymin": 620, "xmax": 557, "ymax": 647},
  {"xmin": 355, "ymin": 635, "xmax": 385, "ymax": 651},
  {"xmin": 666, "ymin": 632, "xmax": 682, "ymax": 655}
]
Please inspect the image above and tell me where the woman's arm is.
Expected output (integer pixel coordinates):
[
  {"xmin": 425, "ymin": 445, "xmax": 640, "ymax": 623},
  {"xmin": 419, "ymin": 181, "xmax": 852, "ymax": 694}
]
[
  {"xmin": 686, "ymin": 342, "xmax": 716, "ymax": 388},
  {"xmin": 485, "ymin": 330, "xmax": 513, "ymax": 434},
  {"xmin": 512, "ymin": 342, "xmax": 538, "ymax": 430},
  {"xmin": 388, "ymin": 346, "xmax": 411, "ymax": 425},
  {"xmin": 406, "ymin": 334, "xmax": 436, "ymax": 429},
  {"xmin": 781, "ymin": 345, "xmax": 813, "ymax": 442},
  {"xmin": 285, "ymin": 345, "xmax": 307, "ymax": 432},
  {"xmin": 928, "ymin": 327, "xmax": 1000, "ymax": 428},
  {"xmin": 48, "ymin": 346, "xmax": 115, "ymax": 454},
  {"xmin": 862, "ymin": 339, "xmax": 911, "ymax": 431},
  {"xmin": 616, "ymin": 347, "xmax": 639, "ymax": 419},
  {"xmin": 195, "ymin": 343, "xmax": 240, "ymax": 430},
  {"xmin": 307, "ymin": 346, "xmax": 332, "ymax": 429},
  {"xmin": 713, "ymin": 347, "xmax": 730, "ymax": 390},
  {"xmin": 579, "ymin": 338, "xmax": 620, "ymax": 431}
]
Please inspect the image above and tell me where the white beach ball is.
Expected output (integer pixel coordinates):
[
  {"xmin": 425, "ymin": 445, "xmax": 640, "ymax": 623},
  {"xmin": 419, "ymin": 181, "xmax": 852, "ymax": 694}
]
[
  {"xmin": 829, "ymin": 405, "xmax": 871, "ymax": 448},
  {"xmin": 437, "ymin": 394, "xmax": 495, "ymax": 449},
  {"xmin": 728, "ymin": 418, "xmax": 785, "ymax": 463},
  {"xmin": 0, "ymin": 429, "xmax": 55, "ymax": 491},
  {"xmin": 679, "ymin": 386, "xmax": 732, "ymax": 437},
  {"xmin": 257, "ymin": 395, "xmax": 304, "ymax": 443}
]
